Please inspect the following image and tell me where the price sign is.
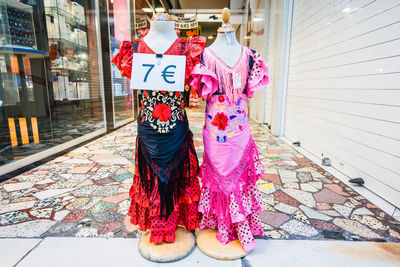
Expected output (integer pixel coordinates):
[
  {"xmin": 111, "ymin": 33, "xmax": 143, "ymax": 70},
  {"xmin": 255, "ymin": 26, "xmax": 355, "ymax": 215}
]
[{"xmin": 130, "ymin": 53, "xmax": 186, "ymax": 92}]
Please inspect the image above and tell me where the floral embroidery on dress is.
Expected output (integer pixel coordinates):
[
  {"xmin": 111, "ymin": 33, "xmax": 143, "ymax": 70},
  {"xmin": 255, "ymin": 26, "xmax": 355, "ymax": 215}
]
[
  {"xmin": 204, "ymin": 94, "xmax": 248, "ymax": 143},
  {"xmin": 140, "ymin": 90, "xmax": 186, "ymax": 133}
]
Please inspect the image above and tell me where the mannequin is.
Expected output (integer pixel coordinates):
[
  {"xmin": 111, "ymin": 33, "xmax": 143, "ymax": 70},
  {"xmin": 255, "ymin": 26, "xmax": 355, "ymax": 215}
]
[
  {"xmin": 209, "ymin": 32, "xmax": 242, "ymax": 68},
  {"xmin": 143, "ymin": 20, "xmax": 178, "ymax": 54},
  {"xmin": 111, "ymin": 13, "xmax": 206, "ymax": 263},
  {"xmin": 208, "ymin": 9, "xmax": 242, "ymax": 68},
  {"xmin": 191, "ymin": 7, "xmax": 270, "ymax": 260}
]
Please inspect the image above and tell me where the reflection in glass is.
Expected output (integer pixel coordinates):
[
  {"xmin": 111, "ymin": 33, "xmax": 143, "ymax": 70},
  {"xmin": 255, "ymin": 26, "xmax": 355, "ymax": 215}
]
[
  {"xmin": 0, "ymin": 0, "xmax": 104, "ymax": 166},
  {"xmin": 108, "ymin": 0, "xmax": 133, "ymax": 123}
]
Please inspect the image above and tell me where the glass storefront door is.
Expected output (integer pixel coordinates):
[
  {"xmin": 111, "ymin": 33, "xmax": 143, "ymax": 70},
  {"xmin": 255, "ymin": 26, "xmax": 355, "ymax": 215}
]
[
  {"xmin": 0, "ymin": 0, "xmax": 105, "ymax": 170},
  {"xmin": 108, "ymin": 0, "xmax": 134, "ymax": 125}
]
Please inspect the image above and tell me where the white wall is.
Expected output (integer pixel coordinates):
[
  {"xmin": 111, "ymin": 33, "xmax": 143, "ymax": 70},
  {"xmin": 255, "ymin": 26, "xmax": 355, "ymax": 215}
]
[
  {"xmin": 246, "ymin": 0, "xmax": 269, "ymax": 122},
  {"xmin": 285, "ymin": 0, "xmax": 400, "ymax": 207}
]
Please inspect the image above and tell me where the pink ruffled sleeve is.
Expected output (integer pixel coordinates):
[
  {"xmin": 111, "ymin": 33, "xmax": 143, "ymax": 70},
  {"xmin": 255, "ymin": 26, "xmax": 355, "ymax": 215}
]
[
  {"xmin": 190, "ymin": 63, "xmax": 218, "ymax": 101},
  {"xmin": 247, "ymin": 49, "xmax": 270, "ymax": 98},
  {"xmin": 111, "ymin": 40, "xmax": 135, "ymax": 79}
]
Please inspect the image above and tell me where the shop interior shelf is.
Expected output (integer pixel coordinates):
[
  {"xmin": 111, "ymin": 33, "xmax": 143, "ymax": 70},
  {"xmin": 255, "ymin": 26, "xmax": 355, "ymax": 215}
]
[
  {"xmin": 44, "ymin": 6, "xmax": 86, "ymax": 30},
  {"xmin": 0, "ymin": 46, "xmax": 48, "ymax": 58},
  {"xmin": 48, "ymin": 37, "xmax": 88, "ymax": 51}
]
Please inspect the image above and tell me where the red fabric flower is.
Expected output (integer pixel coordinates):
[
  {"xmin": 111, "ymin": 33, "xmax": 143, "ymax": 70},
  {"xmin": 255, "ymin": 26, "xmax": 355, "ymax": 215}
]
[
  {"xmin": 211, "ymin": 112, "xmax": 228, "ymax": 130},
  {"xmin": 144, "ymin": 90, "xmax": 149, "ymax": 97},
  {"xmin": 218, "ymin": 95, "xmax": 225, "ymax": 103},
  {"xmin": 176, "ymin": 92, "xmax": 180, "ymax": 98},
  {"xmin": 152, "ymin": 103, "xmax": 172, "ymax": 122}
]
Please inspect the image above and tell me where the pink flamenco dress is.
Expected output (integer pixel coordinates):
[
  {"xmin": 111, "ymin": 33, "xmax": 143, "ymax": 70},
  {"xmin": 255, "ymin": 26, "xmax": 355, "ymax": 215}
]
[{"xmin": 190, "ymin": 47, "xmax": 270, "ymax": 252}]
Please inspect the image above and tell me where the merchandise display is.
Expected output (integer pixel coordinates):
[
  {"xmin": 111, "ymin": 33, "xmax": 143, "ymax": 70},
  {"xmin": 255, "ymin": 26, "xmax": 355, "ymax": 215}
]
[
  {"xmin": 44, "ymin": 0, "xmax": 89, "ymax": 100},
  {"xmin": 0, "ymin": 0, "xmax": 37, "ymax": 49}
]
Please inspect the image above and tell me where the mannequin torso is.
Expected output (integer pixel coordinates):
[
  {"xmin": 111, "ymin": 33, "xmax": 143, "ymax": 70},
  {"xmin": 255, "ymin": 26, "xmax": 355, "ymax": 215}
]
[
  {"xmin": 209, "ymin": 31, "xmax": 242, "ymax": 68},
  {"xmin": 143, "ymin": 20, "xmax": 178, "ymax": 54}
]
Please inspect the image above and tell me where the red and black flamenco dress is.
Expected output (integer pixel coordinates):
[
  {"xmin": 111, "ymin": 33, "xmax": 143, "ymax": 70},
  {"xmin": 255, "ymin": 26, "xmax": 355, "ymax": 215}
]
[{"xmin": 111, "ymin": 36, "xmax": 205, "ymax": 243}]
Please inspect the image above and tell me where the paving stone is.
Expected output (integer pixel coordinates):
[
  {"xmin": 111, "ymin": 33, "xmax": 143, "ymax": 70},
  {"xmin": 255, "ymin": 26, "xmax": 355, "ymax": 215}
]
[
  {"xmin": 0, "ymin": 220, "xmax": 56, "ymax": 237},
  {"xmin": 316, "ymin": 203, "xmax": 331, "ymax": 210},
  {"xmin": 80, "ymin": 197, "xmax": 103, "ymax": 210},
  {"xmin": 0, "ymin": 211, "xmax": 29, "ymax": 225},
  {"xmin": 299, "ymin": 183, "xmax": 318, "ymax": 193},
  {"xmin": 344, "ymin": 201, "xmax": 355, "ymax": 209},
  {"xmin": 278, "ymin": 170, "xmax": 297, "ymax": 179},
  {"xmin": 283, "ymin": 183, "xmax": 300, "ymax": 189},
  {"xmin": 259, "ymin": 211, "xmax": 290, "ymax": 227},
  {"xmin": 76, "ymin": 227, "xmax": 98, "ymax": 237},
  {"xmin": 332, "ymin": 204, "xmax": 353, "ymax": 218},
  {"xmin": 324, "ymin": 184, "xmax": 350, "ymax": 196},
  {"xmin": 54, "ymin": 210, "xmax": 70, "ymax": 221},
  {"xmin": 274, "ymin": 203, "xmax": 298, "ymax": 214},
  {"xmin": 291, "ymin": 210, "xmax": 310, "ymax": 224},
  {"xmin": 71, "ymin": 185, "xmax": 99, "ymax": 197},
  {"xmin": 90, "ymin": 154, "xmax": 133, "ymax": 165},
  {"xmin": 88, "ymin": 201, "xmax": 116, "ymax": 215},
  {"xmin": 63, "ymin": 174, "xmax": 89, "ymax": 183},
  {"xmin": 113, "ymin": 173, "xmax": 133, "ymax": 182},
  {"xmin": 262, "ymin": 194, "xmax": 275, "ymax": 205},
  {"xmin": 283, "ymin": 188, "xmax": 316, "ymax": 208},
  {"xmin": 258, "ymin": 183, "xmax": 276, "ymax": 194},
  {"xmin": 0, "ymin": 190, "xmax": 8, "ymax": 200},
  {"xmin": 352, "ymin": 207, "xmax": 374, "ymax": 216},
  {"xmin": 103, "ymin": 193, "xmax": 129, "ymax": 204},
  {"xmin": 309, "ymin": 181, "xmax": 323, "ymax": 190},
  {"xmin": 299, "ymin": 205, "xmax": 332, "ymax": 221},
  {"xmin": 35, "ymin": 178, "xmax": 55, "ymax": 185},
  {"xmin": 320, "ymin": 209, "xmax": 341, "ymax": 217},
  {"xmin": 117, "ymin": 199, "xmax": 131, "ymax": 213},
  {"xmin": 0, "ymin": 200, "xmax": 36, "ymax": 214},
  {"xmin": 297, "ymin": 172, "xmax": 312, "ymax": 183},
  {"xmin": 92, "ymin": 186, "xmax": 119, "ymax": 197},
  {"xmin": 30, "ymin": 208, "xmax": 53, "ymax": 219},
  {"xmin": 62, "ymin": 210, "xmax": 87, "ymax": 223},
  {"xmin": 98, "ymin": 221, "xmax": 121, "ymax": 234},
  {"xmin": 95, "ymin": 178, "xmax": 116, "ymax": 185},
  {"xmin": 11, "ymin": 196, "xmax": 37, "ymax": 203},
  {"xmin": 273, "ymin": 191, "xmax": 299, "ymax": 207},
  {"xmin": 33, "ymin": 189, "xmax": 74, "ymax": 200},
  {"xmin": 311, "ymin": 220, "xmax": 339, "ymax": 231},
  {"xmin": 67, "ymin": 164, "xmax": 96, "ymax": 174},
  {"xmin": 264, "ymin": 230, "xmax": 288, "ymax": 239},
  {"xmin": 333, "ymin": 218, "xmax": 380, "ymax": 239},
  {"xmin": 313, "ymin": 188, "xmax": 347, "ymax": 204},
  {"xmin": 93, "ymin": 211, "xmax": 124, "ymax": 222},
  {"xmin": 350, "ymin": 215, "xmax": 389, "ymax": 231},
  {"xmin": 32, "ymin": 198, "xmax": 61, "ymax": 210},
  {"xmin": 3, "ymin": 182, "xmax": 34, "ymax": 192},
  {"xmin": 124, "ymin": 215, "xmax": 139, "ymax": 232},
  {"xmin": 9, "ymin": 188, "xmax": 39, "ymax": 200},
  {"xmin": 280, "ymin": 219, "xmax": 318, "ymax": 237},
  {"xmin": 66, "ymin": 198, "xmax": 90, "ymax": 210}
]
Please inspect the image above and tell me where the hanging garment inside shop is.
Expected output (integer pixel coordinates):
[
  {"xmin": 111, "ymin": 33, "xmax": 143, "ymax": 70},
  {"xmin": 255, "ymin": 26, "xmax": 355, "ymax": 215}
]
[{"xmin": 111, "ymin": 14, "xmax": 205, "ymax": 243}]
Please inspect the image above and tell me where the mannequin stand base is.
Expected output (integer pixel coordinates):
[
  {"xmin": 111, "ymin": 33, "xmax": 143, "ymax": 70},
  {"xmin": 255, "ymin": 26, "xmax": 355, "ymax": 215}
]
[
  {"xmin": 138, "ymin": 226, "xmax": 195, "ymax": 263},
  {"xmin": 196, "ymin": 229, "xmax": 249, "ymax": 260}
]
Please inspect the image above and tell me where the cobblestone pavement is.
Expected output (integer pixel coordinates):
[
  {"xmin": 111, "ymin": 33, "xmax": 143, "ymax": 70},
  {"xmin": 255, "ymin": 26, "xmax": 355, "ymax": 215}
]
[{"xmin": 0, "ymin": 106, "xmax": 399, "ymax": 243}]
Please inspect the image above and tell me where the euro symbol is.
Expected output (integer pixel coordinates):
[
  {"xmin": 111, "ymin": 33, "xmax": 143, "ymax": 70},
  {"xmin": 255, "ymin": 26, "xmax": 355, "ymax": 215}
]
[{"xmin": 161, "ymin": 65, "xmax": 176, "ymax": 84}]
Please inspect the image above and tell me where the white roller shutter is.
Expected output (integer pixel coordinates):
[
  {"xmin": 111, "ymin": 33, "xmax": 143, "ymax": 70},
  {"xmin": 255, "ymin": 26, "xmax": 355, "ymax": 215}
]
[{"xmin": 285, "ymin": 0, "xmax": 400, "ymax": 207}]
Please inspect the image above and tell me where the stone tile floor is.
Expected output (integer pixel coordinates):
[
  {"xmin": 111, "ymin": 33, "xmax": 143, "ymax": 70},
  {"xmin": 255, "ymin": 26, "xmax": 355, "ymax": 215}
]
[{"xmin": 0, "ymin": 106, "xmax": 400, "ymax": 243}]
